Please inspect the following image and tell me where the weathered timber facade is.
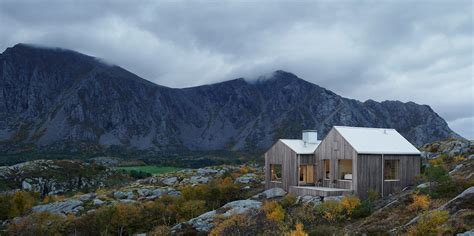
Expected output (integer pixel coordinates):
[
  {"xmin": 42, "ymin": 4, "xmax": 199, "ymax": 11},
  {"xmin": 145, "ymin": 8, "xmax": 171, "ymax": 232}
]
[{"xmin": 264, "ymin": 127, "xmax": 421, "ymax": 199}]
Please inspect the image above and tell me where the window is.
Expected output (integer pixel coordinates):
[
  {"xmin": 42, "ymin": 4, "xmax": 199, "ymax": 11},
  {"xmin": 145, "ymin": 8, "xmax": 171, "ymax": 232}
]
[
  {"xmin": 338, "ymin": 160, "xmax": 353, "ymax": 180},
  {"xmin": 271, "ymin": 164, "xmax": 282, "ymax": 182},
  {"xmin": 384, "ymin": 160, "xmax": 400, "ymax": 180},
  {"xmin": 324, "ymin": 160, "xmax": 330, "ymax": 179},
  {"xmin": 299, "ymin": 165, "xmax": 314, "ymax": 184}
]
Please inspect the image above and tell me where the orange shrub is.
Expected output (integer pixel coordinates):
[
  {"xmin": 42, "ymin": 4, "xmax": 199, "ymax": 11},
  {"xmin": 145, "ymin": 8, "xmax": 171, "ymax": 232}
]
[
  {"xmin": 340, "ymin": 195, "xmax": 360, "ymax": 218},
  {"xmin": 287, "ymin": 223, "xmax": 308, "ymax": 236},
  {"xmin": 263, "ymin": 201, "xmax": 285, "ymax": 222},
  {"xmin": 408, "ymin": 194, "xmax": 430, "ymax": 212}
]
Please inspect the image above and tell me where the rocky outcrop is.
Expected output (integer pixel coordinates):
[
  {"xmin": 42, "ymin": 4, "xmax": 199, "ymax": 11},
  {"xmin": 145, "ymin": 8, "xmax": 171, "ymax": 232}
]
[
  {"xmin": 0, "ymin": 44, "xmax": 459, "ymax": 155},
  {"xmin": 0, "ymin": 159, "xmax": 124, "ymax": 195},
  {"xmin": 253, "ymin": 187, "xmax": 287, "ymax": 199},
  {"xmin": 172, "ymin": 199, "xmax": 262, "ymax": 233},
  {"xmin": 32, "ymin": 199, "xmax": 83, "ymax": 215}
]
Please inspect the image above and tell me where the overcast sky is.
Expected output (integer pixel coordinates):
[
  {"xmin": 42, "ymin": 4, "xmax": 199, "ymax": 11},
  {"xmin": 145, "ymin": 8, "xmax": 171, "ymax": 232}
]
[{"xmin": 0, "ymin": 0, "xmax": 473, "ymax": 139}]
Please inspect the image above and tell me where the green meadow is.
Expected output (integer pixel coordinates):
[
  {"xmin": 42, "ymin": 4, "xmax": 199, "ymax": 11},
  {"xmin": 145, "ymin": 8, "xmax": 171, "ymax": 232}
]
[{"xmin": 114, "ymin": 165, "xmax": 182, "ymax": 174}]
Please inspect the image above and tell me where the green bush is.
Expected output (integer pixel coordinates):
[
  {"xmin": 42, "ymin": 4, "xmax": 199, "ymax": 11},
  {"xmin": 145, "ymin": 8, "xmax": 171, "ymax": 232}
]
[{"xmin": 352, "ymin": 200, "xmax": 372, "ymax": 219}]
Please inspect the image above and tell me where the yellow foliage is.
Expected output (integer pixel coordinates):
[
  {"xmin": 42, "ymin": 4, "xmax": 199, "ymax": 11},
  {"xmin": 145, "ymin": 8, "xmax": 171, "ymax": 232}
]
[
  {"xmin": 407, "ymin": 210, "xmax": 449, "ymax": 235},
  {"xmin": 9, "ymin": 191, "xmax": 36, "ymax": 217},
  {"xmin": 263, "ymin": 201, "xmax": 285, "ymax": 222},
  {"xmin": 341, "ymin": 195, "xmax": 360, "ymax": 217},
  {"xmin": 429, "ymin": 157, "xmax": 444, "ymax": 167},
  {"xmin": 150, "ymin": 225, "xmax": 171, "ymax": 236},
  {"xmin": 239, "ymin": 166, "xmax": 251, "ymax": 174},
  {"xmin": 408, "ymin": 194, "xmax": 430, "ymax": 212},
  {"xmin": 287, "ymin": 223, "xmax": 308, "ymax": 236},
  {"xmin": 453, "ymin": 155, "xmax": 465, "ymax": 163},
  {"xmin": 210, "ymin": 214, "xmax": 252, "ymax": 236},
  {"xmin": 320, "ymin": 200, "xmax": 343, "ymax": 222},
  {"xmin": 95, "ymin": 188, "xmax": 108, "ymax": 195}
]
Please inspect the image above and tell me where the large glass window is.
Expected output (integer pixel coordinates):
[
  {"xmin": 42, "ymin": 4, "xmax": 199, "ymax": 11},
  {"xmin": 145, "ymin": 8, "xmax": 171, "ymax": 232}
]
[
  {"xmin": 271, "ymin": 164, "xmax": 282, "ymax": 182},
  {"xmin": 324, "ymin": 160, "xmax": 330, "ymax": 179},
  {"xmin": 338, "ymin": 160, "xmax": 353, "ymax": 180},
  {"xmin": 384, "ymin": 160, "xmax": 400, "ymax": 180},
  {"xmin": 299, "ymin": 165, "xmax": 314, "ymax": 184}
]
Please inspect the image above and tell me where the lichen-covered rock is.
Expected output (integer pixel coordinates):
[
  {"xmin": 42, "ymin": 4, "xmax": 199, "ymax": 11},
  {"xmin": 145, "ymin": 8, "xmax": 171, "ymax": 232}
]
[
  {"xmin": 253, "ymin": 188, "xmax": 287, "ymax": 199},
  {"xmin": 197, "ymin": 168, "xmax": 219, "ymax": 176},
  {"xmin": 162, "ymin": 177, "xmax": 178, "ymax": 186},
  {"xmin": 440, "ymin": 186, "xmax": 474, "ymax": 213},
  {"xmin": 172, "ymin": 199, "xmax": 262, "ymax": 233},
  {"xmin": 93, "ymin": 199, "xmax": 105, "ymax": 206},
  {"xmin": 235, "ymin": 173, "xmax": 257, "ymax": 184},
  {"xmin": 32, "ymin": 200, "xmax": 83, "ymax": 215}
]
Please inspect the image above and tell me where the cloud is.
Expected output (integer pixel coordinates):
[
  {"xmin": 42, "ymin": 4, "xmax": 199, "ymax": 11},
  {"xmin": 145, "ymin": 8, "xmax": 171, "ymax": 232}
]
[{"xmin": 0, "ymin": 0, "xmax": 472, "ymax": 139}]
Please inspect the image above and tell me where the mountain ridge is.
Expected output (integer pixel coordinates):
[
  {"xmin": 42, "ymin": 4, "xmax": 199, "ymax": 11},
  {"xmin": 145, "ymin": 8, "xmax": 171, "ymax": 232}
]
[{"xmin": 0, "ymin": 43, "xmax": 460, "ymax": 154}]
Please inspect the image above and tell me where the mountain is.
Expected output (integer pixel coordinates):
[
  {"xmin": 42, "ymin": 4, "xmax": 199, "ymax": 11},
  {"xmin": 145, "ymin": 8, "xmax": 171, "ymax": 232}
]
[{"xmin": 0, "ymin": 44, "xmax": 460, "ymax": 154}]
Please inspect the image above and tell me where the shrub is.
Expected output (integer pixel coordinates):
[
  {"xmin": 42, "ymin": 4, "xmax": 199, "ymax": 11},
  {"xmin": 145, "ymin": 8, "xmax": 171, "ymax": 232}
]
[
  {"xmin": 340, "ymin": 195, "xmax": 360, "ymax": 218},
  {"xmin": 287, "ymin": 203, "xmax": 319, "ymax": 226},
  {"xmin": 8, "ymin": 191, "xmax": 38, "ymax": 218},
  {"xmin": 280, "ymin": 194, "xmax": 297, "ymax": 208},
  {"xmin": 263, "ymin": 201, "xmax": 285, "ymax": 222},
  {"xmin": 352, "ymin": 200, "xmax": 372, "ymax": 219},
  {"xmin": 367, "ymin": 188, "xmax": 379, "ymax": 202},
  {"xmin": 408, "ymin": 194, "xmax": 430, "ymax": 212},
  {"xmin": 318, "ymin": 200, "xmax": 343, "ymax": 222},
  {"xmin": 287, "ymin": 223, "xmax": 308, "ymax": 236},
  {"xmin": 210, "ymin": 214, "xmax": 257, "ymax": 236},
  {"xmin": 129, "ymin": 170, "xmax": 152, "ymax": 179},
  {"xmin": 150, "ymin": 225, "xmax": 171, "ymax": 236},
  {"xmin": 407, "ymin": 210, "xmax": 449, "ymax": 235},
  {"xmin": 8, "ymin": 212, "xmax": 68, "ymax": 235}
]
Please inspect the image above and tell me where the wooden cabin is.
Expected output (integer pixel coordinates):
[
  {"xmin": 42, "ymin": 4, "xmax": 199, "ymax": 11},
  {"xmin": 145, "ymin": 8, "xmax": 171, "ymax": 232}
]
[{"xmin": 264, "ymin": 126, "xmax": 421, "ymax": 198}]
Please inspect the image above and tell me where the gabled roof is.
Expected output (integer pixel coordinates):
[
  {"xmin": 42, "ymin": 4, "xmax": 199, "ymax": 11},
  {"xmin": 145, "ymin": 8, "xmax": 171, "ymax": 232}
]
[
  {"xmin": 334, "ymin": 126, "xmax": 420, "ymax": 155},
  {"xmin": 280, "ymin": 139, "xmax": 321, "ymax": 154}
]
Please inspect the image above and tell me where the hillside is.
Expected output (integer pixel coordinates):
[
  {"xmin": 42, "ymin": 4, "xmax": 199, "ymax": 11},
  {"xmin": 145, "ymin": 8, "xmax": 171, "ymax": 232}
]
[{"xmin": 0, "ymin": 44, "xmax": 460, "ymax": 156}]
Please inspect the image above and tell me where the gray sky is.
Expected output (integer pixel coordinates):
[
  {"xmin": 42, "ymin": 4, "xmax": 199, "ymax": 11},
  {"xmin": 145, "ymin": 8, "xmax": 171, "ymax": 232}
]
[{"xmin": 1, "ymin": 0, "xmax": 473, "ymax": 139}]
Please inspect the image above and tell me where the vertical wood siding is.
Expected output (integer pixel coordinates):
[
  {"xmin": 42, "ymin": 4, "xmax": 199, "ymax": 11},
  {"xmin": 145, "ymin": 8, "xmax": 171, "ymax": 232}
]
[
  {"xmin": 357, "ymin": 154, "xmax": 421, "ymax": 198},
  {"xmin": 315, "ymin": 128, "xmax": 357, "ymax": 190},
  {"xmin": 264, "ymin": 140, "xmax": 297, "ymax": 191}
]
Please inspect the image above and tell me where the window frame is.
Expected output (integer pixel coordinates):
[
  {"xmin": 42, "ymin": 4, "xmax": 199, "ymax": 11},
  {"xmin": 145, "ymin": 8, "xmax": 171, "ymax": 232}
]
[
  {"xmin": 338, "ymin": 159, "xmax": 353, "ymax": 181},
  {"xmin": 323, "ymin": 159, "xmax": 330, "ymax": 180},
  {"xmin": 384, "ymin": 159, "xmax": 400, "ymax": 181},
  {"xmin": 270, "ymin": 164, "xmax": 282, "ymax": 182}
]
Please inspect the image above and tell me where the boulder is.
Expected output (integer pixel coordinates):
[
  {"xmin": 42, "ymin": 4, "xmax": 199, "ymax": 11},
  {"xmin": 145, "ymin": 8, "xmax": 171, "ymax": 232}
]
[
  {"xmin": 21, "ymin": 179, "xmax": 33, "ymax": 191},
  {"xmin": 457, "ymin": 230, "xmax": 474, "ymax": 236},
  {"xmin": 440, "ymin": 186, "xmax": 474, "ymax": 213},
  {"xmin": 32, "ymin": 200, "xmax": 83, "ymax": 215},
  {"xmin": 127, "ymin": 191, "xmax": 135, "ymax": 199},
  {"xmin": 449, "ymin": 164, "xmax": 463, "ymax": 175},
  {"xmin": 93, "ymin": 199, "xmax": 105, "ymax": 206},
  {"xmin": 137, "ymin": 188, "xmax": 151, "ymax": 197},
  {"xmin": 113, "ymin": 191, "xmax": 127, "ymax": 199},
  {"xmin": 234, "ymin": 173, "xmax": 257, "ymax": 184},
  {"xmin": 182, "ymin": 176, "xmax": 211, "ymax": 185},
  {"xmin": 296, "ymin": 195, "xmax": 322, "ymax": 205},
  {"xmin": 172, "ymin": 199, "xmax": 261, "ymax": 233},
  {"xmin": 253, "ymin": 188, "xmax": 287, "ymax": 199},
  {"xmin": 162, "ymin": 177, "xmax": 178, "ymax": 186},
  {"xmin": 324, "ymin": 196, "xmax": 343, "ymax": 202},
  {"xmin": 78, "ymin": 193, "xmax": 95, "ymax": 201},
  {"xmin": 197, "ymin": 168, "xmax": 219, "ymax": 175}
]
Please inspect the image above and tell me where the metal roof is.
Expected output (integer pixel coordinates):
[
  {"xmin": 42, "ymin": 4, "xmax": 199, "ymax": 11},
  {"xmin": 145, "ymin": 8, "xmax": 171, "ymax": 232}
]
[{"xmin": 334, "ymin": 126, "xmax": 420, "ymax": 155}]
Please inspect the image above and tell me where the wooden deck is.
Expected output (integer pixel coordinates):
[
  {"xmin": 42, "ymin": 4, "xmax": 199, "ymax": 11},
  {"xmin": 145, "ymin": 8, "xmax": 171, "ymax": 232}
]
[{"xmin": 289, "ymin": 186, "xmax": 353, "ymax": 197}]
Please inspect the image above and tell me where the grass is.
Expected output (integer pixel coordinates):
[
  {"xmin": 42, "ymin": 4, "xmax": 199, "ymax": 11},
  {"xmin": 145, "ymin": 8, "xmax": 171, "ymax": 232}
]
[{"xmin": 114, "ymin": 165, "xmax": 182, "ymax": 174}]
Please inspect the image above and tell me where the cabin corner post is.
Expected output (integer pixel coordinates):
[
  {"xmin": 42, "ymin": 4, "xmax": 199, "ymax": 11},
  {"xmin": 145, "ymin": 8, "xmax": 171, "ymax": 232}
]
[{"xmin": 381, "ymin": 153, "xmax": 384, "ymax": 197}]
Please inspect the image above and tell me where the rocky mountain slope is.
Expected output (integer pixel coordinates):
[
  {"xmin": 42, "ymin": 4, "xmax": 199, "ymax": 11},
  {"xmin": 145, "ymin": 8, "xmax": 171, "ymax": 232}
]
[{"xmin": 0, "ymin": 44, "xmax": 460, "ymax": 154}]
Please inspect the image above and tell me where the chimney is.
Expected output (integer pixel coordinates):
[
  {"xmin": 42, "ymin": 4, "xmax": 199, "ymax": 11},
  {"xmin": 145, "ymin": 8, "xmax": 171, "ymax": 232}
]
[{"xmin": 302, "ymin": 130, "xmax": 318, "ymax": 144}]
